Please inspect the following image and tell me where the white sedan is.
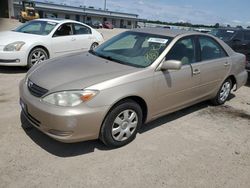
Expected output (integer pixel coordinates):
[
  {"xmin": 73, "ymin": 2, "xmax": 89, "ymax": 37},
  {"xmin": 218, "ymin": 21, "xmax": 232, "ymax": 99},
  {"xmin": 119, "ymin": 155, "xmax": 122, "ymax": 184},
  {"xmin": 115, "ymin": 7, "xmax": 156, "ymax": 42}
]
[{"xmin": 0, "ymin": 19, "xmax": 104, "ymax": 68}]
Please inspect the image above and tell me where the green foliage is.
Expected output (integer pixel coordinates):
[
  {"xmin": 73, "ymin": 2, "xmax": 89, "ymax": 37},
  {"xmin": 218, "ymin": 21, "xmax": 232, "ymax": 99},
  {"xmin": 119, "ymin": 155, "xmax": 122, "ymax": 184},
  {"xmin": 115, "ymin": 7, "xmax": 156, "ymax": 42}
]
[{"xmin": 146, "ymin": 20, "xmax": 215, "ymax": 28}]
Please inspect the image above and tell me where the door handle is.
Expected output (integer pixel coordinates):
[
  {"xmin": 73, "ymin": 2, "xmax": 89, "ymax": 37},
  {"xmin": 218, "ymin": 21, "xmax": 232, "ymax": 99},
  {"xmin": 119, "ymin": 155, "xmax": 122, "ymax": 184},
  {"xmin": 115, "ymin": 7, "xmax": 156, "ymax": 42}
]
[
  {"xmin": 224, "ymin": 62, "xmax": 230, "ymax": 67},
  {"xmin": 71, "ymin": 38, "xmax": 76, "ymax": 41},
  {"xmin": 193, "ymin": 69, "xmax": 200, "ymax": 75}
]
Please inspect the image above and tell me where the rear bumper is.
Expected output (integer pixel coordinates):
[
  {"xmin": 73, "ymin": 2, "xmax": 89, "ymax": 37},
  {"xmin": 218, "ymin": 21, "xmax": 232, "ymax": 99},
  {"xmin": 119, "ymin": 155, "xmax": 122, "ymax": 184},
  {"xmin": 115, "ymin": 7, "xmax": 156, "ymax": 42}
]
[{"xmin": 235, "ymin": 70, "xmax": 248, "ymax": 89}]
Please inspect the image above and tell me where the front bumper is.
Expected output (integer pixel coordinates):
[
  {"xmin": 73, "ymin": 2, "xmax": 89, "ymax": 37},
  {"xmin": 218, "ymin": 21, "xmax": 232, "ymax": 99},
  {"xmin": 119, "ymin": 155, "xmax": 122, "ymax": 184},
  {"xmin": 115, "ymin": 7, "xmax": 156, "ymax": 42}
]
[
  {"xmin": 19, "ymin": 79, "xmax": 109, "ymax": 143},
  {"xmin": 0, "ymin": 50, "xmax": 27, "ymax": 66}
]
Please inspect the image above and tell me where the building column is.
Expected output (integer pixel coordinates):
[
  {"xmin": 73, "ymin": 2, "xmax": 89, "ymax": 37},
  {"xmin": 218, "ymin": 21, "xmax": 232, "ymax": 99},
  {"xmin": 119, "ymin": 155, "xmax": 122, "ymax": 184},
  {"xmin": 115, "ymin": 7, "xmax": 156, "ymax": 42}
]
[{"xmin": 8, "ymin": 0, "xmax": 14, "ymax": 18}]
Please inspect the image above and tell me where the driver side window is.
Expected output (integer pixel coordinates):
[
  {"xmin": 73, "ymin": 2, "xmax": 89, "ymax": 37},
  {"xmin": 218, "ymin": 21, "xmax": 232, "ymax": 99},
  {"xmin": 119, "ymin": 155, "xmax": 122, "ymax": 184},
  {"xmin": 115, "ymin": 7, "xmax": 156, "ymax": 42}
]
[
  {"xmin": 166, "ymin": 37, "xmax": 196, "ymax": 65},
  {"xmin": 53, "ymin": 23, "xmax": 73, "ymax": 37}
]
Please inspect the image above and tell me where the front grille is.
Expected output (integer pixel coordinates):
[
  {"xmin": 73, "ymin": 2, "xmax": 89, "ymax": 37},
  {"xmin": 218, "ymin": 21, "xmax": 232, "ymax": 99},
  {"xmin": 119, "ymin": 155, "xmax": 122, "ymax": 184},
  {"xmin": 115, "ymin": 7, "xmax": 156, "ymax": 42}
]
[{"xmin": 28, "ymin": 79, "xmax": 48, "ymax": 97}]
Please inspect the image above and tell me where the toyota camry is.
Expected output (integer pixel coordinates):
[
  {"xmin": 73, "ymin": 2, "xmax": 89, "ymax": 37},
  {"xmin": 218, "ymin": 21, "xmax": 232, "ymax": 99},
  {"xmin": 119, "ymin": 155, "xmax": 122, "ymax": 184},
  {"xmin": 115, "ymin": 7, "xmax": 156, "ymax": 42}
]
[{"xmin": 19, "ymin": 28, "xmax": 248, "ymax": 147}]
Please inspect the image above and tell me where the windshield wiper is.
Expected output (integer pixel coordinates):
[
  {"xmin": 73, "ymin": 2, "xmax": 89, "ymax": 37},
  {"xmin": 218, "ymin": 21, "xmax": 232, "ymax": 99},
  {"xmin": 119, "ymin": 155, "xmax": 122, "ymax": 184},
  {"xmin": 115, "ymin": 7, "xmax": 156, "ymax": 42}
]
[
  {"xmin": 89, "ymin": 50, "xmax": 117, "ymax": 62},
  {"xmin": 88, "ymin": 50, "xmax": 142, "ymax": 68}
]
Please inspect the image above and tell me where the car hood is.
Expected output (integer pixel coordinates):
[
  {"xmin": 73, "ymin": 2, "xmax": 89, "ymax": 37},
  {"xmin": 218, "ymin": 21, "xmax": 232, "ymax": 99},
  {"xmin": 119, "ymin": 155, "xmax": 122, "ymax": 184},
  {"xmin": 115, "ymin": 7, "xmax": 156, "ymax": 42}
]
[
  {"xmin": 28, "ymin": 52, "xmax": 139, "ymax": 91},
  {"xmin": 0, "ymin": 31, "xmax": 42, "ymax": 46}
]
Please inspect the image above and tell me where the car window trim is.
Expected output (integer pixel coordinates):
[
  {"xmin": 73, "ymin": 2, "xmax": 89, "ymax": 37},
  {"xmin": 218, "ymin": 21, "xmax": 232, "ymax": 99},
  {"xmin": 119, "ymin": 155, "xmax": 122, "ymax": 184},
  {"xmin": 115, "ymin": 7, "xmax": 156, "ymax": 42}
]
[
  {"xmin": 165, "ymin": 35, "xmax": 198, "ymax": 66},
  {"xmin": 52, "ymin": 23, "xmax": 74, "ymax": 38},
  {"xmin": 197, "ymin": 35, "xmax": 229, "ymax": 62},
  {"xmin": 73, "ymin": 23, "xmax": 92, "ymax": 35}
]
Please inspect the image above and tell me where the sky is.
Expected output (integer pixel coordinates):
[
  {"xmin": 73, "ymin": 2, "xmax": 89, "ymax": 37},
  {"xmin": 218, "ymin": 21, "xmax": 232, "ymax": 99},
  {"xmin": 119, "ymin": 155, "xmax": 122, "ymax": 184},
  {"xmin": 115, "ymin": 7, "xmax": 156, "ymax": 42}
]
[{"xmin": 38, "ymin": 0, "xmax": 250, "ymax": 27}]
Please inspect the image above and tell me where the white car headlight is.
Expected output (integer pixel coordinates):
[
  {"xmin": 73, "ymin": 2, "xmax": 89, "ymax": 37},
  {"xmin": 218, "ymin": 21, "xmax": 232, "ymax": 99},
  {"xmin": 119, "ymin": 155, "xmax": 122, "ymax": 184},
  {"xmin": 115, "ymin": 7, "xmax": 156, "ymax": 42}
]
[
  {"xmin": 4, "ymin": 41, "xmax": 25, "ymax": 51},
  {"xmin": 42, "ymin": 90, "xmax": 99, "ymax": 107}
]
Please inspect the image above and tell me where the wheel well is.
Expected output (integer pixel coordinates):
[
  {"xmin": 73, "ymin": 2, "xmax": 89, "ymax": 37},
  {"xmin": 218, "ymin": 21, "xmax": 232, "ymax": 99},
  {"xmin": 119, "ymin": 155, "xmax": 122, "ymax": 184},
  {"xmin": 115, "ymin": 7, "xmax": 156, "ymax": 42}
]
[
  {"xmin": 227, "ymin": 75, "xmax": 237, "ymax": 89},
  {"xmin": 105, "ymin": 96, "xmax": 148, "ymax": 124},
  {"xmin": 124, "ymin": 96, "xmax": 148, "ymax": 123},
  {"xmin": 29, "ymin": 45, "xmax": 50, "ymax": 59}
]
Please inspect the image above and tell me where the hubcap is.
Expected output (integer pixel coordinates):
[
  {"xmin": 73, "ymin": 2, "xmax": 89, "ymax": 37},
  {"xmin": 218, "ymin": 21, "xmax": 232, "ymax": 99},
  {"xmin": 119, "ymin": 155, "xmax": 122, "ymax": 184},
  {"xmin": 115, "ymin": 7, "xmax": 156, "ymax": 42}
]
[
  {"xmin": 219, "ymin": 81, "xmax": 231, "ymax": 102},
  {"xmin": 111, "ymin": 109, "xmax": 138, "ymax": 142},
  {"xmin": 30, "ymin": 50, "xmax": 47, "ymax": 65}
]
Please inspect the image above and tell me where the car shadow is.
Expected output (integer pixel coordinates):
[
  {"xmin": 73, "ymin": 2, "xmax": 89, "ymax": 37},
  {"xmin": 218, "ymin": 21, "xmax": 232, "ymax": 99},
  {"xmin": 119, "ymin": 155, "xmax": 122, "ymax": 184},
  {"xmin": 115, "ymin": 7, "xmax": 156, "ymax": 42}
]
[
  {"xmin": 21, "ymin": 96, "xmax": 236, "ymax": 157},
  {"xmin": 0, "ymin": 66, "xmax": 27, "ymax": 74},
  {"xmin": 245, "ymin": 74, "xmax": 250, "ymax": 87},
  {"xmin": 20, "ymin": 113, "xmax": 111, "ymax": 157},
  {"xmin": 139, "ymin": 101, "xmax": 209, "ymax": 134}
]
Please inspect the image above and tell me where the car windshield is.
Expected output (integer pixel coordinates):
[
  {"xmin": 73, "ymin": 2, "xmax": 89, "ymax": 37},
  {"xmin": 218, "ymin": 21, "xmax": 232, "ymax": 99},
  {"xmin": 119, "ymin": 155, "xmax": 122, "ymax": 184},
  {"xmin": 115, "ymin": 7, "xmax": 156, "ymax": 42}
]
[
  {"xmin": 91, "ymin": 31, "xmax": 172, "ymax": 68},
  {"xmin": 14, "ymin": 20, "xmax": 58, "ymax": 35},
  {"xmin": 209, "ymin": 29, "xmax": 236, "ymax": 41}
]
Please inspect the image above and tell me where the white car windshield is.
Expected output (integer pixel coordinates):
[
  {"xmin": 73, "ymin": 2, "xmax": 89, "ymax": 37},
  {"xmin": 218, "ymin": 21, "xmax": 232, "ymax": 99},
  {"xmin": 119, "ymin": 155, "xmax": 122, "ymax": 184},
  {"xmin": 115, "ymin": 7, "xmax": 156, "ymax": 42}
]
[
  {"xmin": 92, "ymin": 31, "xmax": 172, "ymax": 68},
  {"xmin": 14, "ymin": 20, "xmax": 58, "ymax": 35}
]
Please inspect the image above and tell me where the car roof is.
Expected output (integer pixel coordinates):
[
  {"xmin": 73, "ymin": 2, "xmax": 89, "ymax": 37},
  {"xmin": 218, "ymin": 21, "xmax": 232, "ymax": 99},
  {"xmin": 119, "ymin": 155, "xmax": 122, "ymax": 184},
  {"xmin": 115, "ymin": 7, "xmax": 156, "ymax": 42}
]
[
  {"xmin": 35, "ymin": 18, "xmax": 82, "ymax": 24},
  {"xmin": 131, "ymin": 27, "xmax": 199, "ymax": 38}
]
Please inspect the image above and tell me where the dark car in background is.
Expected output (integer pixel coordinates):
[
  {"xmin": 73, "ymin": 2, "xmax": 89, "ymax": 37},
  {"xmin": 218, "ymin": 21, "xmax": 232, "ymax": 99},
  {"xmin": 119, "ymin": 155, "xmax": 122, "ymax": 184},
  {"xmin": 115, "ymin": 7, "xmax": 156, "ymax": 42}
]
[
  {"xmin": 85, "ymin": 20, "xmax": 103, "ymax": 29},
  {"xmin": 210, "ymin": 28, "xmax": 250, "ymax": 72},
  {"xmin": 103, "ymin": 21, "xmax": 114, "ymax": 29}
]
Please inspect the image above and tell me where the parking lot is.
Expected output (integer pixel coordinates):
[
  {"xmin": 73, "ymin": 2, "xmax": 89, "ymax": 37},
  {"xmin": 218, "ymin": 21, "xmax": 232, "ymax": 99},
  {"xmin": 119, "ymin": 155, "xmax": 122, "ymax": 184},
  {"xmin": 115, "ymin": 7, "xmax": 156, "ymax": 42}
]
[{"xmin": 0, "ymin": 19, "xmax": 250, "ymax": 188}]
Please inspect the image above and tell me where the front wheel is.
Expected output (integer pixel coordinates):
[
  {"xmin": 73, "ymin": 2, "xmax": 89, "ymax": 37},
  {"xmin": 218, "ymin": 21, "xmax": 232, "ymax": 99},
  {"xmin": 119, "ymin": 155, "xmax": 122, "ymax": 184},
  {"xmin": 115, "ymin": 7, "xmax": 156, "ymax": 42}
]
[
  {"xmin": 100, "ymin": 100, "xmax": 142, "ymax": 148},
  {"xmin": 27, "ymin": 48, "xmax": 48, "ymax": 69},
  {"xmin": 211, "ymin": 78, "xmax": 232, "ymax": 105}
]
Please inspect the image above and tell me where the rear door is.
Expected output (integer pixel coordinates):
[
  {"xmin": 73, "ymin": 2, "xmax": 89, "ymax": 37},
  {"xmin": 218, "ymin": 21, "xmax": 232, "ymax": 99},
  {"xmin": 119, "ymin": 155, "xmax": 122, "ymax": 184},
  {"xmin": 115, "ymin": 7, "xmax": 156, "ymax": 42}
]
[
  {"xmin": 194, "ymin": 36, "xmax": 230, "ymax": 97},
  {"xmin": 51, "ymin": 23, "xmax": 77, "ymax": 57},
  {"xmin": 153, "ymin": 36, "xmax": 201, "ymax": 116},
  {"xmin": 73, "ymin": 23, "xmax": 94, "ymax": 52}
]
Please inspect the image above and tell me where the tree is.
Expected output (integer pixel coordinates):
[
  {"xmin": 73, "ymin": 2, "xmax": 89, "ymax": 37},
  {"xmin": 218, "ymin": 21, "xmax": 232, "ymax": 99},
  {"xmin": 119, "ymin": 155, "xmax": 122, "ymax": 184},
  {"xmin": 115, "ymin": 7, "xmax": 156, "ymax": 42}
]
[{"xmin": 214, "ymin": 23, "xmax": 220, "ymax": 28}]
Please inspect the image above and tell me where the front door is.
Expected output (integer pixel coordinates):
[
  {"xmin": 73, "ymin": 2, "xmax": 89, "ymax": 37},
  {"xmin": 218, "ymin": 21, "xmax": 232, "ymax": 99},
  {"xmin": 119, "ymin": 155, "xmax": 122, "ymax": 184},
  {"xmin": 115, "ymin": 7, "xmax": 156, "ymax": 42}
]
[{"xmin": 153, "ymin": 37, "xmax": 201, "ymax": 117}]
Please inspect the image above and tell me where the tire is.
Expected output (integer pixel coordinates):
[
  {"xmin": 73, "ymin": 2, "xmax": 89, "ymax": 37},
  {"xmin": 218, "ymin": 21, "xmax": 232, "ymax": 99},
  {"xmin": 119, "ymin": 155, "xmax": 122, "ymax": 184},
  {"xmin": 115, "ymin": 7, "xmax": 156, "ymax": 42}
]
[
  {"xmin": 100, "ymin": 100, "xmax": 143, "ymax": 148},
  {"xmin": 20, "ymin": 17, "xmax": 25, "ymax": 23},
  {"xmin": 90, "ymin": 42, "xmax": 98, "ymax": 50},
  {"xmin": 211, "ymin": 78, "xmax": 232, "ymax": 105},
  {"xmin": 27, "ymin": 48, "xmax": 48, "ymax": 69}
]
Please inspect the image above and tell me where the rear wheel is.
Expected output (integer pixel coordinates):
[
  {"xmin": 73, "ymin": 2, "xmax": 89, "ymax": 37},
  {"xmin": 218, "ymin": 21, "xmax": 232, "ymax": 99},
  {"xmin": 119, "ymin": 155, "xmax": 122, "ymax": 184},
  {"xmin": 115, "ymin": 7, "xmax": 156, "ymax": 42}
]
[
  {"xmin": 211, "ymin": 78, "xmax": 232, "ymax": 105},
  {"xmin": 27, "ymin": 48, "xmax": 48, "ymax": 69},
  {"xmin": 90, "ymin": 42, "xmax": 98, "ymax": 50},
  {"xmin": 100, "ymin": 100, "xmax": 142, "ymax": 148}
]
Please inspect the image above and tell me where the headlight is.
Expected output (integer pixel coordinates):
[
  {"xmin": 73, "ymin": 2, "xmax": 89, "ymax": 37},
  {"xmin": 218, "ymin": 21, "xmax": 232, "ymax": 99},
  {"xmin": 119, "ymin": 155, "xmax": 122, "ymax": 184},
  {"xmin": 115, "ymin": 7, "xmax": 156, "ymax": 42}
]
[
  {"xmin": 4, "ymin": 41, "xmax": 25, "ymax": 51},
  {"xmin": 42, "ymin": 90, "xmax": 99, "ymax": 107}
]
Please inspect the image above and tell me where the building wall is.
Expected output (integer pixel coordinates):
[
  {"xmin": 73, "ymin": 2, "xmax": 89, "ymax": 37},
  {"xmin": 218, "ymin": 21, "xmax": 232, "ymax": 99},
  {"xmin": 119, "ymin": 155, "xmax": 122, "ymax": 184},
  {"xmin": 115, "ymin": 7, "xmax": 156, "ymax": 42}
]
[
  {"xmin": 8, "ymin": 0, "xmax": 14, "ymax": 18},
  {"xmin": 12, "ymin": 2, "xmax": 139, "ymax": 29}
]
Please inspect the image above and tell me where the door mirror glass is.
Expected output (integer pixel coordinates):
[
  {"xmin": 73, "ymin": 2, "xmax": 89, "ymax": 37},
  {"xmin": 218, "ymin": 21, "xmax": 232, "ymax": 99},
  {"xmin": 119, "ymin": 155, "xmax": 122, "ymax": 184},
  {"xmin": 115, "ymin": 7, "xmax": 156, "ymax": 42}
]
[{"xmin": 160, "ymin": 60, "xmax": 182, "ymax": 71}]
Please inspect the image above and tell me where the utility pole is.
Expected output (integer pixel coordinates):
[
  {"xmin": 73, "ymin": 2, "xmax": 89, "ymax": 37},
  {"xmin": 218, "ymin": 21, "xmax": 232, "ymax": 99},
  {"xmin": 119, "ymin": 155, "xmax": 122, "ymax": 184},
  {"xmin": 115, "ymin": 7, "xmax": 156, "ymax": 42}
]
[{"xmin": 104, "ymin": 0, "xmax": 107, "ymax": 10}]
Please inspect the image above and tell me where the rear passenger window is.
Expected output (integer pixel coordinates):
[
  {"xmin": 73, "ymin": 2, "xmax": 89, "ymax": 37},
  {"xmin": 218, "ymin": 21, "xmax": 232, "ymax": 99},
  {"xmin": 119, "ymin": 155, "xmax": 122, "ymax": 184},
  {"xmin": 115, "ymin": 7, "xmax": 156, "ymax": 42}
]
[
  {"xmin": 244, "ymin": 31, "xmax": 250, "ymax": 40},
  {"xmin": 199, "ymin": 36, "xmax": 227, "ymax": 61},
  {"xmin": 166, "ymin": 37, "xmax": 195, "ymax": 65},
  {"xmin": 74, "ymin": 24, "xmax": 91, "ymax": 35}
]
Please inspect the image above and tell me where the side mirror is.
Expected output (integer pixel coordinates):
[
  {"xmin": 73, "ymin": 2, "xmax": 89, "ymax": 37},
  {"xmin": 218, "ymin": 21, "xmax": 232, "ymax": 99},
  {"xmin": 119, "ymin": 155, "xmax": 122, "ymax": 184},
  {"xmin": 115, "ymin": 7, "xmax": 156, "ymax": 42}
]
[{"xmin": 160, "ymin": 60, "xmax": 182, "ymax": 71}]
